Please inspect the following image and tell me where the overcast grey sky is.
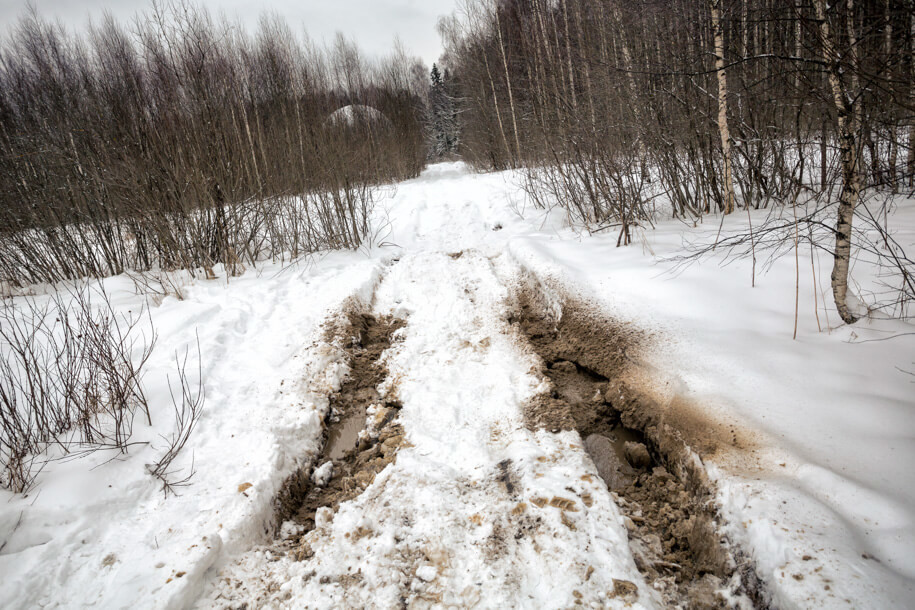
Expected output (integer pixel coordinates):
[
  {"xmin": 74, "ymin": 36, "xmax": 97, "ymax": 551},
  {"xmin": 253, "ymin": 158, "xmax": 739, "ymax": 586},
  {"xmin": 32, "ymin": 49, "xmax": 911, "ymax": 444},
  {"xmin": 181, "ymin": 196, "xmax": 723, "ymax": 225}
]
[{"xmin": 0, "ymin": 0, "xmax": 459, "ymax": 66}]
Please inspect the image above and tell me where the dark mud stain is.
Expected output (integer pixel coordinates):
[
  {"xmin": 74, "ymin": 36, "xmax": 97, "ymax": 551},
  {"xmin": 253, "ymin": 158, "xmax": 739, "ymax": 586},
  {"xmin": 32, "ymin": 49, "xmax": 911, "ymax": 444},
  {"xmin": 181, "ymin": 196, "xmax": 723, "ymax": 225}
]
[
  {"xmin": 274, "ymin": 311, "xmax": 406, "ymax": 546},
  {"xmin": 511, "ymin": 285, "xmax": 767, "ymax": 609},
  {"xmin": 496, "ymin": 458, "xmax": 520, "ymax": 499}
]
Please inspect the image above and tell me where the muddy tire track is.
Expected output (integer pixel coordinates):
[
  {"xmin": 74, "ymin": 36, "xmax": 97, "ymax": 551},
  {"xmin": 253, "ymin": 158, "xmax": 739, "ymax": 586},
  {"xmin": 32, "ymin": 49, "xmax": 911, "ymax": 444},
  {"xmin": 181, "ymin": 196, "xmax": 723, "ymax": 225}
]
[
  {"xmin": 274, "ymin": 309, "xmax": 406, "ymax": 545},
  {"xmin": 509, "ymin": 278, "xmax": 767, "ymax": 608}
]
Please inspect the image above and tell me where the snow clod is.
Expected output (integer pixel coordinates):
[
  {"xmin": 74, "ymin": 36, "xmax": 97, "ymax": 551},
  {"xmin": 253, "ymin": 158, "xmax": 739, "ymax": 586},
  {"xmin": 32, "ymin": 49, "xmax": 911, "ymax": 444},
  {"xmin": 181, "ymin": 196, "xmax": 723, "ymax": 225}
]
[
  {"xmin": 416, "ymin": 565, "xmax": 437, "ymax": 582},
  {"xmin": 312, "ymin": 462, "xmax": 334, "ymax": 487},
  {"xmin": 315, "ymin": 506, "xmax": 334, "ymax": 529}
]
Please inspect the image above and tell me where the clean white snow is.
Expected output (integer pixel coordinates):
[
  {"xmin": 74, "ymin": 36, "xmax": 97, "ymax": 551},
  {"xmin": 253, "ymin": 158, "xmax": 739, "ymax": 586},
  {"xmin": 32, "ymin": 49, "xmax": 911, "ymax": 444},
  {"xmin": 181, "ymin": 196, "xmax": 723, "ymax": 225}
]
[{"xmin": 1, "ymin": 162, "xmax": 913, "ymax": 609}]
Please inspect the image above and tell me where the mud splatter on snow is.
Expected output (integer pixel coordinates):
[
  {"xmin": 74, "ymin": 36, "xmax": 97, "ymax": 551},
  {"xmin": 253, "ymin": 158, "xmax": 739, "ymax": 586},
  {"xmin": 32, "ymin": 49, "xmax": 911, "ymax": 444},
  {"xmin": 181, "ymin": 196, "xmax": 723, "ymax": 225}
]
[{"xmin": 510, "ymin": 280, "xmax": 762, "ymax": 607}]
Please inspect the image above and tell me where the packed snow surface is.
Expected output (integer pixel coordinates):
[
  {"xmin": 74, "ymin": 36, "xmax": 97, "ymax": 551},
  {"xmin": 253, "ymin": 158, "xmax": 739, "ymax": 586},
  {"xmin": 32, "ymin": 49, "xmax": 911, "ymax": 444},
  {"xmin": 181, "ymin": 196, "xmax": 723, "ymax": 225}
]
[{"xmin": 1, "ymin": 162, "xmax": 913, "ymax": 609}]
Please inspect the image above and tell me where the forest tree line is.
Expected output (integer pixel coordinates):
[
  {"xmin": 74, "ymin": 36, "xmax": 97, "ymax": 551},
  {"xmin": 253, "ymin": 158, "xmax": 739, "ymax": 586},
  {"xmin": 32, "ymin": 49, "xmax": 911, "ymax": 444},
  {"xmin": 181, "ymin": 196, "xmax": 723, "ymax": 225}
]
[
  {"xmin": 0, "ymin": 3, "xmax": 427, "ymax": 285},
  {"xmin": 1, "ymin": 0, "xmax": 913, "ymax": 322},
  {"xmin": 439, "ymin": 0, "xmax": 915, "ymax": 322}
]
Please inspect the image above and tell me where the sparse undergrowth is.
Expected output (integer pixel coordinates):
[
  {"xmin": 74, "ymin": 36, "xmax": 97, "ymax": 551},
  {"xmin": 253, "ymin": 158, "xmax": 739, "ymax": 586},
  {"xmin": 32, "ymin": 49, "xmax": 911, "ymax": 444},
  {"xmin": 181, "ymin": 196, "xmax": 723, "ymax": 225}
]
[{"xmin": 0, "ymin": 284, "xmax": 204, "ymax": 494}]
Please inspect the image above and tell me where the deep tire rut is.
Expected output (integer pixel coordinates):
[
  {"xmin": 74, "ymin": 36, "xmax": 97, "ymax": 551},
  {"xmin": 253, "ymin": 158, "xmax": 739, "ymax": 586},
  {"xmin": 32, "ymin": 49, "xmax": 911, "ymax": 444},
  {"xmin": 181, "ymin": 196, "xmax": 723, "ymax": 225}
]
[
  {"xmin": 257, "ymin": 254, "xmax": 767, "ymax": 608},
  {"xmin": 510, "ymin": 278, "xmax": 766, "ymax": 609},
  {"xmin": 274, "ymin": 309, "xmax": 406, "ymax": 548}
]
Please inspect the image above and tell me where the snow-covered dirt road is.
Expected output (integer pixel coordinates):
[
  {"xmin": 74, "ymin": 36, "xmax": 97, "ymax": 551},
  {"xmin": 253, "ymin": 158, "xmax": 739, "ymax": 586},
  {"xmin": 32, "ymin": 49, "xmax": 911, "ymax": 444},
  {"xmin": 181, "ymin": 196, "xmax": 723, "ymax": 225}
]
[
  {"xmin": 2, "ymin": 163, "xmax": 913, "ymax": 609},
  {"xmin": 199, "ymin": 247, "xmax": 688, "ymax": 608}
]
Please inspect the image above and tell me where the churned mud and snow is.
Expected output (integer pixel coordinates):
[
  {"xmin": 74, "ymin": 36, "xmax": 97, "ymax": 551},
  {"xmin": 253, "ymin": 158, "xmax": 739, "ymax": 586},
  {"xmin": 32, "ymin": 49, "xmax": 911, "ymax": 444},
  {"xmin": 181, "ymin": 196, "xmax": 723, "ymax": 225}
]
[{"xmin": 1, "ymin": 162, "xmax": 914, "ymax": 609}]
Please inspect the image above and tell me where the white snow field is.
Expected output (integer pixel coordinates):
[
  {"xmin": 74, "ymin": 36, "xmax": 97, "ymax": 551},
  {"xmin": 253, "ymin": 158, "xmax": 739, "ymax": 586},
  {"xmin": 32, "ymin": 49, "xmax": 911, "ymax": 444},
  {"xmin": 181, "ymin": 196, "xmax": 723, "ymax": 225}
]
[{"xmin": 1, "ymin": 162, "xmax": 913, "ymax": 609}]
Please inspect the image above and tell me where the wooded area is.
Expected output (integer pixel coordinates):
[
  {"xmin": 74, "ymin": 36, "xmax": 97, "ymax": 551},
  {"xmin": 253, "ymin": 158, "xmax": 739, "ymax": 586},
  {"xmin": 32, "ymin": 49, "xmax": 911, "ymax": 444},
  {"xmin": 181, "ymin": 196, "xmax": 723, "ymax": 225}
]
[
  {"xmin": 0, "ymin": 4, "xmax": 426, "ymax": 286},
  {"xmin": 439, "ymin": 0, "xmax": 915, "ymax": 321},
  {"xmin": 1, "ymin": 0, "xmax": 913, "ymax": 321}
]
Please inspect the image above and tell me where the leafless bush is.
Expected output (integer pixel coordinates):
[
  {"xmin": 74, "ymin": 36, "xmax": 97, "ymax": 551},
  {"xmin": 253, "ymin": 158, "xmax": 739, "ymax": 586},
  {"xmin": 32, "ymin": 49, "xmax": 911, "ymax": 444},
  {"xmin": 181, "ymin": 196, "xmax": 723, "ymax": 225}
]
[
  {"xmin": 146, "ymin": 338, "xmax": 205, "ymax": 498},
  {"xmin": 667, "ymin": 192, "xmax": 914, "ymax": 320},
  {"xmin": 126, "ymin": 269, "xmax": 191, "ymax": 304},
  {"xmin": 522, "ymin": 149, "xmax": 657, "ymax": 245},
  {"xmin": 0, "ymin": 284, "xmax": 155, "ymax": 492},
  {"xmin": 851, "ymin": 195, "xmax": 915, "ymax": 318},
  {"xmin": 1, "ymin": 284, "xmax": 211, "ymax": 495}
]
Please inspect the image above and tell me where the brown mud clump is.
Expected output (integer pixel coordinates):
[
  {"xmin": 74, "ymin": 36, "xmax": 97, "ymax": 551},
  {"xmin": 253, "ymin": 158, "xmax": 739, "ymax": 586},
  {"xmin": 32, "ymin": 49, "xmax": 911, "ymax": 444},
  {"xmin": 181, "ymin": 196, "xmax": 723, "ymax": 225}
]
[
  {"xmin": 510, "ymin": 283, "xmax": 766, "ymax": 609},
  {"xmin": 274, "ymin": 311, "xmax": 406, "ymax": 551}
]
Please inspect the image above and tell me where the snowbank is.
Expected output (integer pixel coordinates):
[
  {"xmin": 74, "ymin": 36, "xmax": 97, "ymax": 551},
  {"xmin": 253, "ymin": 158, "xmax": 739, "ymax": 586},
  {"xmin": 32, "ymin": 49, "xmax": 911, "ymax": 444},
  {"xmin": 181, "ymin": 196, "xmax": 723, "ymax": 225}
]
[{"xmin": 0, "ymin": 253, "xmax": 382, "ymax": 608}]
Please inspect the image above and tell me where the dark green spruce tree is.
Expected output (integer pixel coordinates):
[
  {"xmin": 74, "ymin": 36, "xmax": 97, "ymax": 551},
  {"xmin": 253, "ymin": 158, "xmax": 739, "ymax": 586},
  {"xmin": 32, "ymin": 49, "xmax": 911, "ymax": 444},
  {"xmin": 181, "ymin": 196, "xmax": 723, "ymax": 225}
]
[{"xmin": 427, "ymin": 64, "xmax": 459, "ymax": 159}]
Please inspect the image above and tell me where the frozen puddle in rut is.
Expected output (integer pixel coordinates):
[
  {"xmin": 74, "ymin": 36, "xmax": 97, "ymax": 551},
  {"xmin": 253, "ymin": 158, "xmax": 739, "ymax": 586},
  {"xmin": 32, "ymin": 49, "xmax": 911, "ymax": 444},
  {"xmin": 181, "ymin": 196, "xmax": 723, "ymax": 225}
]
[{"xmin": 198, "ymin": 251, "xmax": 762, "ymax": 609}]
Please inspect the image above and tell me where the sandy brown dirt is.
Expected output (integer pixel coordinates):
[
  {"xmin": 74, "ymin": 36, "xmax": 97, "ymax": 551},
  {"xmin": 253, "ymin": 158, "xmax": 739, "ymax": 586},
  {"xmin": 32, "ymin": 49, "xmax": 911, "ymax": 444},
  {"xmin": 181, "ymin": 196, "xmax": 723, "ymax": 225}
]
[
  {"xmin": 274, "ymin": 311, "xmax": 406, "ymax": 541},
  {"xmin": 510, "ymin": 284, "xmax": 765, "ymax": 609}
]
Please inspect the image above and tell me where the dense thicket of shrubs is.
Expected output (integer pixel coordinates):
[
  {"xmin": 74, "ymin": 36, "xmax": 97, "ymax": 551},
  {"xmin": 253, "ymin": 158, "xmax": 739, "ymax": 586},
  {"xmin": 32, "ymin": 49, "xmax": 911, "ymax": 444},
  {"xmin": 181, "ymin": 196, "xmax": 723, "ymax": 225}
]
[{"xmin": 0, "ymin": 6, "xmax": 426, "ymax": 285}]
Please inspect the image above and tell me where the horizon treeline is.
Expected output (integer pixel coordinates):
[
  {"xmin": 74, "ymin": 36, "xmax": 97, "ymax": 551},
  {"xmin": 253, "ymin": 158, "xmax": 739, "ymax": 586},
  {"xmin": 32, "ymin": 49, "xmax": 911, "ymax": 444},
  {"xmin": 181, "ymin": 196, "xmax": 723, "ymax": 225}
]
[{"xmin": 0, "ymin": 3, "xmax": 427, "ymax": 285}]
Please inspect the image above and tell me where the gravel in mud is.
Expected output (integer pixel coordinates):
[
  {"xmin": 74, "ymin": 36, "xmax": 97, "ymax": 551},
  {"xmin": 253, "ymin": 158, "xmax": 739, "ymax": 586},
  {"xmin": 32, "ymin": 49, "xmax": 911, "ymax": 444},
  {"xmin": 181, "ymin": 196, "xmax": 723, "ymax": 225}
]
[
  {"xmin": 511, "ymin": 286, "xmax": 760, "ymax": 609},
  {"xmin": 275, "ymin": 311, "xmax": 406, "ymax": 549}
]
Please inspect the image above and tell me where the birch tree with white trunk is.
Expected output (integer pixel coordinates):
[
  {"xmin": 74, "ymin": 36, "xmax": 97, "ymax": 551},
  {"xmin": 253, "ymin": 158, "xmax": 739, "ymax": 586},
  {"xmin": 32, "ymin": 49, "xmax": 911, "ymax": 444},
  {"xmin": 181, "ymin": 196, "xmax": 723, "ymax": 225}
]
[
  {"xmin": 710, "ymin": 0, "xmax": 736, "ymax": 214},
  {"xmin": 814, "ymin": 0, "xmax": 861, "ymax": 324}
]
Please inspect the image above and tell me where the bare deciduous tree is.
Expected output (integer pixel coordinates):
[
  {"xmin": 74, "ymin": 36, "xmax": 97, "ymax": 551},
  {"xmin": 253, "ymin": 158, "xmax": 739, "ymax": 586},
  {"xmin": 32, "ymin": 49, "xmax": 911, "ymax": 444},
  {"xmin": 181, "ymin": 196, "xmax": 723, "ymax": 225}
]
[{"xmin": 0, "ymin": 4, "xmax": 427, "ymax": 286}]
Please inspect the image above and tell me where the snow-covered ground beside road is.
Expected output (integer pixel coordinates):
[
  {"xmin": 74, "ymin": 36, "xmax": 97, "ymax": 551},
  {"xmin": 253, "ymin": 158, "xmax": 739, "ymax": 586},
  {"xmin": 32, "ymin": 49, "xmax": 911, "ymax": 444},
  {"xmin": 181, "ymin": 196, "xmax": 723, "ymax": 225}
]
[
  {"xmin": 0, "ymin": 252, "xmax": 383, "ymax": 608},
  {"xmin": 1, "ymin": 162, "xmax": 913, "ymax": 609},
  {"xmin": 503, "ymin": 189, "xmax": 915, "ymax": 608}
]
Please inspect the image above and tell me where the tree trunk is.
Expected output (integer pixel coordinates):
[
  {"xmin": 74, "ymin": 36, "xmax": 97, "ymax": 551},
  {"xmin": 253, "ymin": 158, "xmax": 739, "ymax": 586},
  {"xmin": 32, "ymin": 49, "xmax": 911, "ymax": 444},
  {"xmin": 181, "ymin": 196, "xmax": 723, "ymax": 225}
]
[
  {"xmin": 815, "ymin": 0, "xmax": 860, "ymax": 324},
  {"xmin": 821, "ymin": 118, "xmax": 828, "ymax": 191},
  {"xmin": 742, "ymin": 0, "xmax": 749, "ymax": 56},
  {"xmin": 561, "ymin": 0, "xmax": 577, "ymax": 111},
  {"xmin": 795, "ymin": 1, "xmax": 803, "ymax": 93},
  {"xmin": 884, "ymin": 0, "xmax": 896, "ymax": 190},
  {"xmin": 573, "ymin": 1, "xmax": 596, "ymax": 132},
  {"xmin": 495, "ymin": 7, "xmax": 522, "ymax": 164},
  {"xmin": 610, "ymin": 4, "xmax": 649, "ymax": 180},
  {"xmin": 482, "ymin": 50, "xmax": 513, "ymax": 169},
  {"xmin": 908, "ymin": 0, "xmax": 915, "ymax": 186},
  {"xmin": 710, "ymin": 0, "xmax": 736, "ymax": 214}
]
